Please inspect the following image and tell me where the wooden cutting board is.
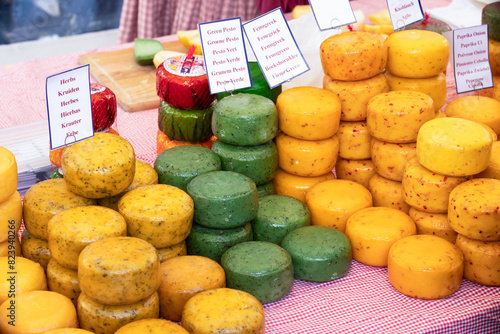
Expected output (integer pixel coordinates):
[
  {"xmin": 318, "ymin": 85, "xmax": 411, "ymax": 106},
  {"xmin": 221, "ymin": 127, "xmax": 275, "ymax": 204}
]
[{"xmin": 79, "ymin": 40, "xmax": 187, "ymax": 112}]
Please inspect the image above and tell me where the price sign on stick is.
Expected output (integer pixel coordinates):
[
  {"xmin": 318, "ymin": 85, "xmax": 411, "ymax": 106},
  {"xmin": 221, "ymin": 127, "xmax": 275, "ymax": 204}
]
[
  {"xmin": 308, "ymin": 0, "xmax": 356, "ymax": 31},
  {"xmin": 386, "ymin": 0, "xmax": 425, "ymax": 31},
  {"xmin": 46, "ymin": 65, "xmax": 93, "ymax": 150}
]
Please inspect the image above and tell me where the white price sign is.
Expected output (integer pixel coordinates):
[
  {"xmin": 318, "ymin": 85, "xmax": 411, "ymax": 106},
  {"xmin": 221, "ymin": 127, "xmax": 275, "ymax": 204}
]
[
  {"xmin": 308, "ymin": 0, "xmax": 356, "ymax": 31},
  {"xmin": 386, "ymin": 0, "xmax": 425, "ymax": 30}
]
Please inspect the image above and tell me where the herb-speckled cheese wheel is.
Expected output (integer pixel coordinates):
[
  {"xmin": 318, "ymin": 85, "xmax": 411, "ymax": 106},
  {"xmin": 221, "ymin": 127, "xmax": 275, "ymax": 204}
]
[
  {"xmin": 187, "ymin": 171, "xmax": 258, "ymax": 229},
  {"xmin": 115, "ymin": 319, "xmax": 189, "ymax": 334},
  {"xmin": 181, "ymin": 288, "xmax": 265, "ymax": 334},
  {"xmin": 157, "ymin": 241, "xmax": 187, "ymax": 263},
  {"xmin": 0, "ymin": 146, "xmax": 17, "ymax": 204},
  {"xmin": 0, "ymin": 191, "xmax": 21, "ymax": 243},
  {"xmin": 48, "ymin": 205, "xmax": 127, "ymax": 270},
  {"xmin": 409, "ymin": 208, "xmax": 457, "ymax": 244},
  {"xmin": 476, "ymin": 141, "xmax": 500, "ymax": 179},
  {"xmin": 20, "ymin": 229, "xmax": 51, "ymax": 270},
  {"xmin": 337, "ymin": 121, "xmax": 372, "ymax": 160},
  {"xmin": 335, "ymin": 158, "xmax": 376, "ymax": 189},
  {"xmin": 61, "ymin": 132, "xmax": 135, "ymax": 199},
  {"xmin": 0, "ymin": 256, "xmax": 47, "ymax": 304},
  {"xmin": 320, "ymin": 31, "xmax": 387, "ymax": 81},
  {"xmin": 323, "ymin": 73, "xmax": 389, "ymax": 121},
  {"xmin": 281, "ymin": 225, "xmax": 352, "ymax": 282},
  {"xmin": 119, "ymin": 184, "xmax": 194, "ymax": 248},
  {"xmin": 257, "ymin": 181, "xmax": 275, "ymax": 198},
  {"xmin": 211, "ymin": 139, "xmax": 278, "ymax": 185},
  {"xmin": 417, "ymin": 117, "xmax": 493, "ymax": 176},
  {"xmin": 367, "ymin": 90, "xmax": 435, "ymax": 143},
  {"xmin": 368, "ymin": 173, "xmax": 410, "ymax": 213},
  {"xmin": 23, "ymin": 178, "xmax": 96, "ymax": 240},
  {"xmin": 47, "ymin": 258, "xmax": 81, "ymax": 306},
  {"xmin": 158, "ymin": 255, "xmax": 226, "ymax": 321},
  {"xmin": 483, "ymin": 2, "xmax": 500, "ymax": 41},
  {"xmin": 388, "ymin": 235, "xmax": 463, "ymax": 299},
  {"xmin": 385, "ymin": 30, "xmax": 449, "ymax": 78},
  {"xmin": 276, "ymin": 86, "xmax": 341, "ymax": 140},
  {"xmin": 445, "ymin": 96, "xmax": 500, "ymax": 135},
  {"xmin": 78, "ymin": 236, "xmax": 161, "ymax": 305},
  {"xmin": 273, "ymin": 168, "xmax": 335, "ymax": 203},
  {"xmin": 371, "ymin": 139, "xmax": 417, "ymax": 182},
  {"xmin": 221, "ymin": 241, "xmax": 293, "ymax": 303},
  {"xmin": 212, "ymin": 93, "xmax": 278, "ymax": 146},
  {"xmin": 0, "ymin": 234, "xmax": 20, "ymax": 257},
  {"xmin": 490, "ymin": 39, "xmax": 500, "ymax": 75}
]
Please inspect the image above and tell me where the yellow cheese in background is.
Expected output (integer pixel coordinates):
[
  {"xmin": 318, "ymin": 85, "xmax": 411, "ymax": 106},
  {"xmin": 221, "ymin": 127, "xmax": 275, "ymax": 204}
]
[
  {"xmin": 476, "ymin": 141, "xmax": 500, "ymax": 179},
  {"xmin": 115, "ymin": 319, "xmax": 189, "ymax": 334},
  {"xmin": 0, "ymin": 256, "xmax": 47, "ymax": 305},
  {"xmin": 490, "ymin": 39, "xmax": 500, "ymax": 76},
  {"xmin": 273, "ymin": 168, "xmax": 335, "ymax": 203},
  {"xmin": 335, "ymin": 158, "xmax": 376, "ymax": 189},
  {"xmin": 276, "ymin": 86, "xmax": 341, "ymax": 140},
  {"xmin": 409, "ymin": 208, "xmax": 457, "ymax": 244},
  {"xmin": 153, "ymin": 50, "xmax": 185, "ymax": 69},
  {"xmin": 495, "ymin": 82, "xmax": 500, "ymax": 101},
  {"xmin": 417, "ymin": 117, "xmax": 493, "ymax": 176},
  {"xmin": 385, "ymin": 30, "xmax": 449, "ymax": 78},
  {"xmin": 478, "ymin": 75, "xmax": 500, "ymax": 98},
  {"xmin": 0, "ymin": 147, "xmax": 17, "ymax": 204},
  {"xmin": 368, "ymin": 173, "xmax": 410, "ymax": 214},
  {"xmin": 157, "ymin": 240, "xmax": 187, "ymax": 262},
  {"xmin": 478, "ymin": 123, "xmax": 498, "ymax": 142},
  {"xmin": 0, "ymin": 191, "xmax": 21, "ymax": 243},
  {"xmin": 0, "ymin": 234, "xmax": 20, "ymax": 257},
  {"xmin": 21, "ymin": 229, "xmax": 51, "ymax": 271},
  {"xmin": 337, "ymin": 121, "xmax": 372, "ymax": 160},
  {"xmin": 47, "ymin": 258, "xmax": 81, "ymax": 306},
  {"xmin": 388, "ymin": 235, "xmax": 463, "ymax": 299},
  {"xmin": 323, "ymin": 73, "xmax": 389, "ymax": 121},
  {"xmin": 370, "ymin": 138, "xmax": 417, "ymax": 182},
  {"xmin": 345, "ymin": 207, "xmax": 416, "ymax": 267},
  {"xmin": 445, "ymin": 96, "xmax": 500, "ymax": 135}
]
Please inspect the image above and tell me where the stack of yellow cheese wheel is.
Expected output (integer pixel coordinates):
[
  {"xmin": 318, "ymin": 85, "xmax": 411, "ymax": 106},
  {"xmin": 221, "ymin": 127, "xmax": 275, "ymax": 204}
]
[
  {"xmin": 0, "ymin": 147, "xmax": 21, "ymax": 256},
  {"xmin": 482, "ymin": 2, "xmax": 500, "ymax": 97}
]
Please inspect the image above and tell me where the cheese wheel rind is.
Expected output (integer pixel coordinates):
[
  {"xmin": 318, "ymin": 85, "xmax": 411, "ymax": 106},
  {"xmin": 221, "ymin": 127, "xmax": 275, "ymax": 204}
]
[
  {"xmin": 115, "ymin": 319, "xmax": 189, "ymax": 334},
  {"xmin": 0, "ymin": 234, "xmax": 20, "ymax": 257},
  {"xmin": 47, "ymin": 258, "xmax": 81, "ymax": 306},
  {"xmin": 273, "ymin": 168, "xmax": 335, "ymax": 203},
  {"xmin": 157, "ymin": 241, "xmax": 187, "ymax": 262},
  {"xmin": 0, "ymin": 146, "xmax": 17, "ymax": 204},
  {"xmin": 257, "ymin": 180, "xmax": 276, "ymax": 198},
  {"xmin": 20, "ymin": 229, "xmax": 52, "ymax": 270},
  {"xmin": 490, "ymin": 39, "xmax": 500, "ymax": 75},
  {"xmin": 370, "ymin": 139, "xmax": 417, "ymax": 182},
  {"xmin": 408, "ymin": 208, "xmax": 457, "ymax": 244},
  {"xmin": 337, "ymin": 121, "xmax": 372, "ymax": 160},
  {"xmin": 0, "ymin": 191, "xmax": 22, "ymax": 243},
  {"xmin": 482, "ymin": 3, "xmax": 500, "ymax": 41},
  {"xmin": 476, "ymin": 141, "xmax": 500, "ymax": 179},
  {"xmin": 335, "ymin": 158, "xmax": 376, "ymax": 189},
  {"xmin": 368, "ymin": 173, "xmax": 410, "ymax": 213},
  {"xmin": 445, "ymin": 96, "xmax": 500, "ymax": 135},
  {"xmin": 0, "ymin": 256, "xmax": 47, "ymax": 305}
]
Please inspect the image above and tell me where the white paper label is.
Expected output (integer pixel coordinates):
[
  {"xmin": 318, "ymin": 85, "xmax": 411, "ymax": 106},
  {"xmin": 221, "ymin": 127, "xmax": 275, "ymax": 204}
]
[
  {"xmin": 308, "ymin": 0, "xmax": 356, "ymax": 31},
  {"xmin": 386, "ymin": 0, "xmax": 424, "ymax": 30},
  {"xmin": 46, "ymin": 65, "xmax": 93, "ymax": 150},
  {"xmin": 243, "ymin": 8, "xmax": 309, "ymax": 89},
  {"xmin": 199, "ymin": 17, "xmax": 252, "ymax": 94}
]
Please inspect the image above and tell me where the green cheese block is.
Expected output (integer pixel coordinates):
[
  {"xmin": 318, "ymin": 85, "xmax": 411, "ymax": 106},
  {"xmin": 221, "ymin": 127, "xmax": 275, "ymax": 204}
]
[
  {"xmin": 154, "ymin": 146, "xmax": 221, "ymax": 192},
  {"xmin": 221, "ymin": 241, "xmax": 294, "ymax": 304},
  {"xmin": 281, "ymin": 225, "xmax": 352, "ymax": 282},
  {"xmin": 212, "ymin": 93, "xmax": 278, "ymax": 146},
  {"xmin": 186, "ymin": 222, "xmax": 253, "ymax": 263},
  {"xmin": 211, "ymin": 139, "xmax": 278, "ymax": 185},
  {"xmin": 257, "ymin": 181, "xmax": 275, "ymax": 198},
  {"xmin": 252, "ymin": 195, "xmax": 311, "ymax": 245},
  {"xmin": 134, "ymin": 38, "xmax": 164, "ymax": 65},
  {"xmin": 187, "ymin": 171, "xmax": 259, "ymax": 229},
  {"xmin": 483, "ymin": 2, "xmax": 500, "ymax": 41}
]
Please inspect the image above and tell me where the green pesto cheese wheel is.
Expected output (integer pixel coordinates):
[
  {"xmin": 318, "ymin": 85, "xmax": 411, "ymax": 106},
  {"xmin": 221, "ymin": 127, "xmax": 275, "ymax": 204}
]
[
  {"xmin": 483, "ymin": 2, "xmax": 500, "ymax": 41},
  {"xmin": 252, "ymin": 195, "xmax": 311, "ymax": 245},
  {"xmin": 154, "ymin": 145, "xmax": 221, "ymax": 192},
  {"xmin": 211, "ymin": 139, "xmax": 278, "ymax": 185},
  {"xmin": 281, "ymin": 225, "xmax": 352, "ymax": 282},
  {"xmin": 212, "ymin": 93, "xmax": 278, "ymax": 146},
  {"xmin": 257, "ymin": 181, "xmax": 275, "ymax": 198},
  {"xmin": 186, "ymin": 222, "xmax": 253, "ymax": 263},
  {"xmin": 221, "ymin": 241, "xmax": 294, "ymax": 304},
  {"xmin": 187, "ymin": 171, "xmax": 259, "ymax": 229}
]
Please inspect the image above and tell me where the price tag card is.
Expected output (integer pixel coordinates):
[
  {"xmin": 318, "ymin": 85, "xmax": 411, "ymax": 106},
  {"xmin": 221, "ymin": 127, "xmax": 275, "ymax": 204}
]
[
  {"xmin": 46, "ymin": 65, "xmax": 93, "ymax": 150},
  {"xmin": 243, "ymin": 8, "xmax": 309, "ymax": 89},
  {"xmin": 452, "ymin": 24, "xmax": 493, "ymax": 94},
  {"xmin": 386, "ymin": 0, "xmax": 424, "ymax": 30},
  {"xmin": 199, "ymin": 17, "xmax": 252, "ymax": 94},
  {"xmin": 308, "ymin": 0, "xmax": 356, "ymax": 31}
]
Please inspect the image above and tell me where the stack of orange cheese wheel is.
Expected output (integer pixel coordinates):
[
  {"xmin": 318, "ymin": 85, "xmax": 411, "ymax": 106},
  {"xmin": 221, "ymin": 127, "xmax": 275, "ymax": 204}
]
[{"xmin": 0, "ymin": 147, "xmax": 21, "ymax": 256}]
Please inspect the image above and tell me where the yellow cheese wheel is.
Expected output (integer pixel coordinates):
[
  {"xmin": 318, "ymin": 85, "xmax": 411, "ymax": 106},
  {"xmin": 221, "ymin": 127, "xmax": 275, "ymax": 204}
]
[
  {"xmin": 77, "ymin": 291, "xmax": 160, "ymax": 334},
  {"xmin": 0, "ymin": 256, "xmax": 47, "ymax": 305},
  {"xmin": 402, "ymin": 158, "xmax": 468, "ymax": 214},
  {"xmin": 337, "ymin": 121, "xmax": 372, "ymax": 160},
  {"xmin": 335, "ymin": 158, "xmax": 376, "ymax": 189},
  {"xmin": 119, "ymin": 184, "xmax": 194, "ymax": 248},
  {"xmin": 157, "ymin": 240, "xmax": 187, "ymax": 262},
  {"xmin": 385, "ymin": 30, "xmax": 449, "ymax": 78},
  {"xmin": 385, "ymin": 72, "xmax": 446, "ymax": 111},
  {"xmin": 276, "ymin": 132, "xmax": 339, "ymax": 177},
  {"xmin": 273, "ymin": 168, "xmax": 335, "ymax": 203},
  {"xmin": 368, "ymin": 173, "xmax": 410, "ymax": 213},
  {"xmin": 115, "ymin": 319, "xmax": 189, "ymax": 334},
  {"xmin": 20, "ymin": 229, "xmax": 51, "ymax": 271},
  {"xmin": 495, "ymin": 82, "xmax": 500, "ymax": 101},
  {"xmin": 158, "ymin": 255, "xmax": 226, "ymax": 322},
  {"xmin": 61, "ymin": 132, "xmax": 136, "ymax": 199},
  {"xmin": 276, "ymin": 86, "xmax": 341, "ymax": 140},
  {"xmin": 48, "ymin": 205, "xmax": 127, "ymax": 270},
  {"xmin": 479, "ymin": 123, "xmax": 499, "ymax": 142},
  {"xmin": 0, "ymin": 147, "xmax": 17, "ymax": 204},
  {"xmin": 0, "ymin": 234, "xmax": 20, "ymax": 257},
  {"xmin": 490, "ymin": 39, "xmax": 500, "ymax": 76},
  {"xmin": 345, "ymin": 207, "xmax": 416, "ymax": 267},
  {"xmin": 367, "ymin": 90, "xmax": 435, "ymax": 143},
  {"xmin": 47, "ymin": 258, "xmax": 80, "ymax": 306},
  {"xmin": 370, "ymin": 138, "xmax": 417, "ymax": 181},
  {"xmin": 409, "ymin": 208, "xmax": 457, "ymax": 244},
  {"xmin": 181, "ymin": 288, "xmax": 265, "ymax": 334},
  {"xmin": 445, "ymin": 96, "xmax": 500, "ymax": 135},
  {"xmin": 23, "ymin": 178, "xmax": 96, "ymax": 240},
  {"xmin": 455, "ymin": 234, "xmax": 500, "ymax": 286},
  {"xmin": 323, "ymin": 73, "xmax": 390, "ymax": 121},
  {"xmin": 474, "ymin": 75, "xmax": 500, "ymax": 98},
  {"xmin": 320, "ymin": 31, "xmax": 387, "ymax": 81},
  {"xmin": 448, "ymin": 178, "xmax": 500, "ymax": 241},
  {"xmin": 476, "ymin": 141, "xmax": 500, "ymax": 179},
  {"xmin": 306, "ymin": 179, "xmax": 373, "ymax": 232},
  {"xmin": 44, "ymin": 329, "xmax": 94, "ymax": 334},
  {"xmin": 417, "ymin": 117, "xmax": 493, "ymax": 176},
  {"xmin": 0, "ymin": 191, "xmax": 21, "ymax": 243},
  {"xmin": 0, "ymin": 290, "xmax": 77, "ymax": 333}
]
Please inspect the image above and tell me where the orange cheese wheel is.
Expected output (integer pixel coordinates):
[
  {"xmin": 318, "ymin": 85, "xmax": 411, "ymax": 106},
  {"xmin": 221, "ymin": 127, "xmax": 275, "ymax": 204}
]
[
  {"xmin": 306, "ymin": 179, "xmax": 373, "ymax": 232},
  {"xmin": 335, "ymin": 158, "xmax": 376, "ymax": 189},
  {"xmin": 337, "ymin": 121, "xmax": 372, "ymax": 160},
  {"xmin": 0, "ymin": 256, "xmax": 47, "ymax": 305},
  {"xmin": 409, "ymin": 208, "xmax": 457, "ymax": 244},
  {"xmin": 370, "ymin": 139, "xmax": 417, "ymax": 181},
  {"xmin": 0, "ymin": 234, "xmax": 20, "ymax": 257},
  {"xmin": 273, "ymin": 168, "xmax": 335, "ymax": 203},
  {"xmin": 115, "ymin": 319, "xmax": 189, "ymax": 334},
  {"xmin": 157, "ymin": 241, "xmax": 187, "ymax": 262},
  {"xmin": 276, "ymin": 86, "xmax": 341, "ymax": 140},
  {"xmin": 44, "ymin": 329, "xmax": 94, "ymax": 334},
  {"xmin": 490, "ymin": 39, "xmax": 500, "ymax": 75},
  {"xmin": 47, "ymin": 258, "xmax": 81, "ymax": 306},
  {"xmin": 445, "ymin": 96, "xmax": 500, "ymax": 135},
  {"xmin": 478, "ymin": 75, "xmax": 500, "ymax": 98},
  {"xmin": 157, "ymin": 130, "xmax": 216, "ymax": 155},
  {"xmin": 368, "ymin": 173, "xmax": 410, "ymax": 213},
  {"xmin": 0, "ymin": 147, "xmax": 17, "ymax": 204},
  {"xmin": 0, "ymin": 191, "xmax": 21, "ymax": 243},
  {"xmin": 476, "ymin": 141, "xmax": 500, "ymax": 179},
  {"xmin": 20, "ymin": 229, "xmax": 51, "ymax": 270}
]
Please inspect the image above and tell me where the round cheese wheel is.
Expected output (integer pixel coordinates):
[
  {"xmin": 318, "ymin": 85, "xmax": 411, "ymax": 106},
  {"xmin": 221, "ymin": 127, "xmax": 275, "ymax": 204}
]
[
  {"xmin": 385, "ymin": 30, "xmax": 449, "ymax": 78},
  {"xmin": 0, "ymin": 147, "xmax": 17, "ymax": 204},
  {"xmin": 323, "ymin": 73, "xmax": 389, "ymax": 121},
  {"xmin": 367, "ymin": 90, "xmax": 435, "ymax": 143},
  {"xmin": 320, "ymin": 31, "xmax": 387, "ymax": 81},
  {"xmin": 48, "ymin": 205, "xmax": 127, "ymax": 270},
  {"xmin": 20, "ymin": 229, "xmax": 51, "ymax": 270},
  {"xmin": 416, "ymin": 117, "xmax": 493, "ymax": 176},
  {"xmin": 212, "ymin": 93, "xmax": 278, "ymax": 146},
  {"xmin": 78, "ymin": 236, "xmax": 161, "ymax": 305},
  {"xmin": 157, "ymin": 130, "xmax": 216, "ymax": 155},
  {"xmin": 306, "ymin": 179, "xmax": 373, "ymax": 233},
  {"xmin": 476, "ymin": 141, "xmax": 500, "ymax": 179},
  {"xmin": 47, "ymin": 258, "xmax": 81, "ymax": 306},
  {"xmin": 492, "ymin": 39, "xmax": 500, "ymax": 76},
  {"xmin": 448, "ymin": 178, "xmax": 500, "ymax": 241},
  {"xmin": 158, "ymin": 255, "xmax": 226, "ymax": 321},
  {"xmin": 90, "ymin": 83, "xmax": 117, "ymax": 132},
  {"xmin": 337, "ymin": 121, "xmax": 372, "ymax": 160},
  {"xmin": 187, "ymin": 171, "xmax": 258, "ymax": 229},
  {"xmin": 335, "ymin": 158, "xmax": 376, "ymax": 189},
  {"xmin": 276, "ymin": 86, "xmax": 341, "ymax": 140},
  {"xmin": 281, "ymin": 225, "xmax": 352, "ymax": 282},
  {"xmin": 388, "ymin": 235, "xmax": 464, "ymax": 299},
  {"xmin": 445, "ymin": 96, "xmax": 500, "ymax": 135},
  {"xmin": 181, "ymin": 288, "xmax": 265, "ymax": 333},
  {"xmin": 221, "ymin": 241, "xmax": 293, "ymax": 304},
  {"xmin": 62, "ymin": 132, "xmax": 136, "ymax": 199},
  {"xmin": 157, "ymin": 241, "xmax": 187, "ymax": 263},
  {"xmin": 483, "ymin": 2, "xmax": 500, "ymax": 41},
  {"xmin": 478, "ymin": 75, "xmax": 500, "ymax": 98},
  {"xmin": 0, "ymin": 191, "xmax": 21, "ymax": 243},
  {"xmin": 276, "ymin": 132, "xmax": 339, "ymax": 177},
  {"xmin": 115, "ymin": 319, "xmax": 189, "ymax": 334},
  {"xmin": 345, "ymin": 207, "xmax": 416, "ymax": 267},
  {"xmin": 257, "ymin": 180, "xmax": 276, "ymax": 198},
  {"xmin": 44, "ymin": 329, "xmax": 94, "ymax": 334},
  {"xmin": 370, "ymin": 138, "xmax": 417, "ymax": 182},
  {"xmin": 119, "ymin": 184, "xmax": 193, "ymax": 248},
  {"xmin": 368, "ymin": 173, "xmax": 410, "ymax": 213},
  {"xmin": 0, "ymin": 291, "xmax": 77, "ymax": 333},
  {"xmin": 408, "ymin": 208, "xmax": 457, "ymax": 244},
  {"xmin": 0, "ymin": 256, "xmax": 47, "ymax": 305},
  {"xmin": 0, "ymin": 234, "xmax": 20, "ymax": 257},
  {"xmin": 211, "ymin": 139, "xmax": 278, "ymax": 185},
  {"xmin": 273, "ymin": 168, "xmax": 335, "ymax": 203}
]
